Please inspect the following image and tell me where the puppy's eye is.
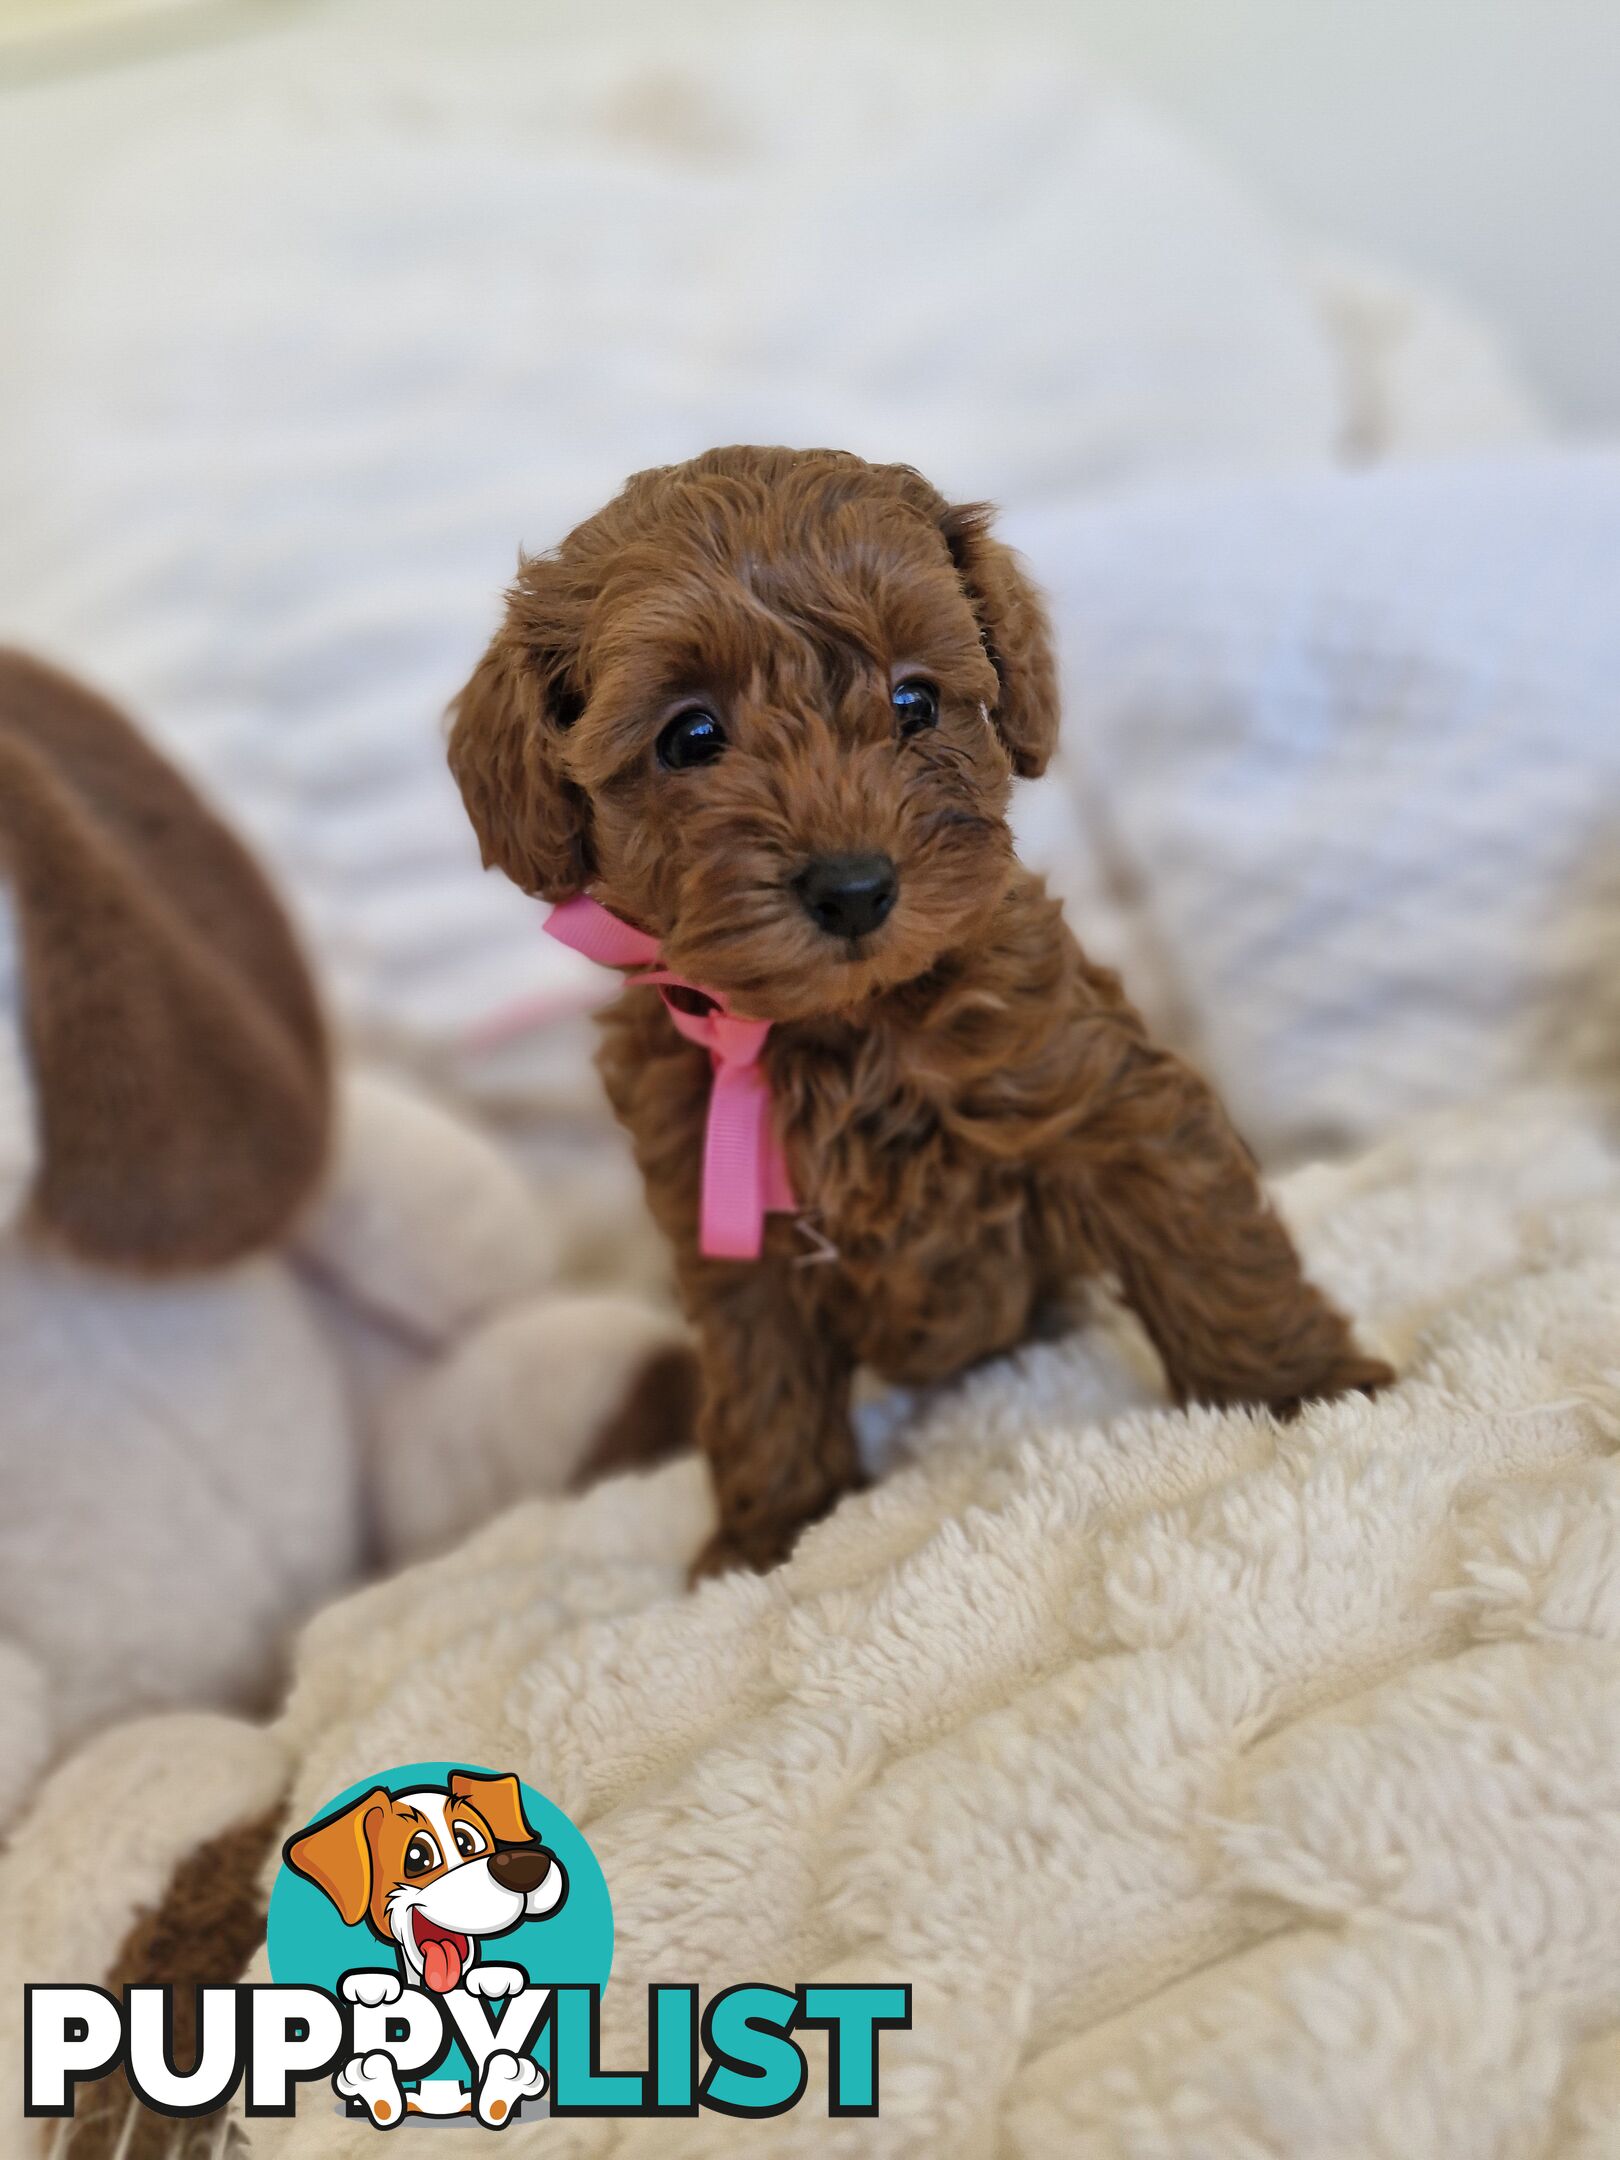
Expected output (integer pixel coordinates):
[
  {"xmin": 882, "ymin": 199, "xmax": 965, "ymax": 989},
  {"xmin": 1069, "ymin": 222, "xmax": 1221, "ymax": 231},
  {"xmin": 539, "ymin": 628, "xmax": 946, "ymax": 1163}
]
[
  {"xmin": 452, "ymin": 1824, "xmax": 488, "ymax": 1860},
  {"xmin": 656, "ymin": 708, "xmax": 726, "ymax": 770},
  {"xmin": 892, "ymin": 679, "xmax": 939, "ymax": 736},
  {"xmin": 404, "ymin": 1835, "xmax": 441, "ymax": 1877}
]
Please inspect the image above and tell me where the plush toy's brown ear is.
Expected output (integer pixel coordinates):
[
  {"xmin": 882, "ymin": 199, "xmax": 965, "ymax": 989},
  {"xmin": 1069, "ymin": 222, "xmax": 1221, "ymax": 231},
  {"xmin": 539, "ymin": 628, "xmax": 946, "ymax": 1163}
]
[
  {"xmin": 0, "ymin": 649, "xmax": 330, "ymax": 1272},
  {"xmin": 940, "ymin": 503, "xmax": 1060, "ymax": 779},
  {"xmin": 284, "ymin": 1790, "xmax": 387, "ymax": 1928},
  {"xmin": 447, "ymin": 627, "xmax": 593, "ymax": 903},
  {"xmin": 449, "ymin": 1770, "xmax": 536, "ymax": 1845}
]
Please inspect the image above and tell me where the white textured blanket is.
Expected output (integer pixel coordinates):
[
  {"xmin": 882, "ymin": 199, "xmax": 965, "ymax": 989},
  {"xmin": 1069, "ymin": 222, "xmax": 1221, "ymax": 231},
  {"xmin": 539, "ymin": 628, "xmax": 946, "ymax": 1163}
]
[{"xmin": 8, "ymin": 1089, "xmax": 1620, "ymax": 2156}]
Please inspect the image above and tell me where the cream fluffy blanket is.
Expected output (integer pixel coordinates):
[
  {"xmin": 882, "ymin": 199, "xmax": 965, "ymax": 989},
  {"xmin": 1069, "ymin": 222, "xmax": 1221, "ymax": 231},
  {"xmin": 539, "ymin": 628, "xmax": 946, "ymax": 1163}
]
[{"xmin": 8, "ymin": 1088, "xmax": 1620, "ymax": 2157}]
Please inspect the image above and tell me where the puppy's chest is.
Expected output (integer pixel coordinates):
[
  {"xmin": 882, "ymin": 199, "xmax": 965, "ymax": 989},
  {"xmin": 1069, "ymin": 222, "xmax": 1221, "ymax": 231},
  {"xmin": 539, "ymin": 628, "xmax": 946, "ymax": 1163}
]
[
  {"xmin": 773, "ymin": 1041, "xmax": 1031, "ymax": 1254},
  {"xmin": 772, "ymin": 1049, "xmax": 1059, "ymax": 1377}
]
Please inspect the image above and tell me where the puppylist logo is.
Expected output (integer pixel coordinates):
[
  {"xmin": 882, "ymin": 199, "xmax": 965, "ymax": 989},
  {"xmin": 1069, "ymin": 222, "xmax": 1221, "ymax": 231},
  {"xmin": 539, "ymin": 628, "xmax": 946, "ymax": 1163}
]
[{"xmin": 25, "ymin": 1760, "xmax": 910, "ymax": 2130}]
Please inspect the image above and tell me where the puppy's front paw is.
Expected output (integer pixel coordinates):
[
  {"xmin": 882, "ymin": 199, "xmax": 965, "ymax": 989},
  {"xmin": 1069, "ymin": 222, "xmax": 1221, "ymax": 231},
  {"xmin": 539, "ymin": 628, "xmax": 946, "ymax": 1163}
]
[
  {"xmin": 690, "ymin": 1473, "xmax": 865, "ymax": 1581},
  {"xmin": 336, "ymin": 2050, "xmax": 405, "ymax": 2126},
  {"xmin": 1273, "ymin": 1351, "xmax": 1396, "ymax": 1420},
  {"xmin": 341, "ymin": 1969, "xmax": 403, "ymax": 2008},
  {"xmin": 463, "ymin": 1963, "xmax": 526, "ymax": 2000},
  {"xmin": 689, "ymin": 1521, "xmax": 796, "ymax": 1582},
  {"xmin": 477, "ymin": 2048, "xmax": 547, "ymax": 2126}
]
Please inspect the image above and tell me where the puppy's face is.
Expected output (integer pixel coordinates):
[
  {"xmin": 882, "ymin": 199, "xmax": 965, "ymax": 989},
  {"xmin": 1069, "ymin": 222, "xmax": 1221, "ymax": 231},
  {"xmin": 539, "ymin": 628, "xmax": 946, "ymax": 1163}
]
[{"xmin": 451, "ymin": 448, "xmax": 1059, "ymax": 1022}]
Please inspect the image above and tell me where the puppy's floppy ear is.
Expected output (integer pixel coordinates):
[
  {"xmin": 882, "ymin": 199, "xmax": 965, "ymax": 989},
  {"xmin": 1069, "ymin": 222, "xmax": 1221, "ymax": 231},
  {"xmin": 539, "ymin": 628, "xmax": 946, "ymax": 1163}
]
[
  {"xmin": 450, "ymin": 1770, "xmax": 536, "ymax": 1846},
  {"xmin": 448, "ymin": 628, "xmax": 593, "ymax": 903},
  {"xmin": 283, "ymin": 1790, "xmax": 388, "ymax": 1928},
  {"xmin": 940, "ymin": 503, "xmax": 1060, "ymax": 780}
]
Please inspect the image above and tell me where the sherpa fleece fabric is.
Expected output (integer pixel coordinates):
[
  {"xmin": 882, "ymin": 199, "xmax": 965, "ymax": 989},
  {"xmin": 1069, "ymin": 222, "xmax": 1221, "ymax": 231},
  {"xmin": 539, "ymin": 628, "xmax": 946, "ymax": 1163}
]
[{"xmin": 7, "ymin": 1088, "xmax": 1620, "ymax": 2157}]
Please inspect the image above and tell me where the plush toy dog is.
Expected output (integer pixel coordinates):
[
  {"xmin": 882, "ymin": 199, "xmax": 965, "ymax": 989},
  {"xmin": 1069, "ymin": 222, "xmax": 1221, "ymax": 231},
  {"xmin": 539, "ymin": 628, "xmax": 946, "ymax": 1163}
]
[
  {"xmin": 449, "ymin": 446, "xmax": 1394, "ymax": 1578},
  {"xmin": 0, "ymin": 652, "xmax": 693, "ymax": 1809}
]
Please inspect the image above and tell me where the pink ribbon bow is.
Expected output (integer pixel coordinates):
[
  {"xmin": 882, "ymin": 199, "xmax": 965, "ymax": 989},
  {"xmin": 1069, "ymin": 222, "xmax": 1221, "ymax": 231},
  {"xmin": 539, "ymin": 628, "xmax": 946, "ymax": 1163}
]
[{"xmin": 543, "ymin": 894, "xmax": 796, "ymax": 1261}]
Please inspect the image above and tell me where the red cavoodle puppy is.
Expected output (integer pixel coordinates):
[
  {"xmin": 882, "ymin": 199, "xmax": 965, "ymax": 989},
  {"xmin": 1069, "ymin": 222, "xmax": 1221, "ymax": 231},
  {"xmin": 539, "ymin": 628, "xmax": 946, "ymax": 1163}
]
[{"xmin": 451, "ymin": 445, "xmax": 1392, "ymax": 1577}]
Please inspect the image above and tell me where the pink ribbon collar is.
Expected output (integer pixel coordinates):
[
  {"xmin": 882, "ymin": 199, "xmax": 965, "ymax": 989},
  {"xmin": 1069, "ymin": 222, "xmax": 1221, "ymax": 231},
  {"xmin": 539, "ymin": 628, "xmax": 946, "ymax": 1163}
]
[{"xmin": 544, "ymin": 894, "xmax": 796, "ymax": 1261}]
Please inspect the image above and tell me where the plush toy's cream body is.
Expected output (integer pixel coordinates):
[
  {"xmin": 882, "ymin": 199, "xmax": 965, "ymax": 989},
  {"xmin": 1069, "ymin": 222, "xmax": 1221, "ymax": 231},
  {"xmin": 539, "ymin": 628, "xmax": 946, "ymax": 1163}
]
[{"xmin": 0, "ymin": 654, "xmax": 689, "ymax": 1815}]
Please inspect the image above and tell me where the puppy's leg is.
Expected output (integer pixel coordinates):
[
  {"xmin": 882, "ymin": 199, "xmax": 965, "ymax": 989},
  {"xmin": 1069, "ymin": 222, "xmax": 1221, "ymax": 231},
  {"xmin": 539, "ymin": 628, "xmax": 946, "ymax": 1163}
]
[
  {"xmin": 599, "ymin": 1011, "xmax": 859, "ymax": 1575},
  {"xmin": 687, "ymin": 1269, "xmax": 859, "ymax": 1579},
  {"xmin": 1075, "ymin": 1042, "xmax": 1392, "ymax": 1412}
]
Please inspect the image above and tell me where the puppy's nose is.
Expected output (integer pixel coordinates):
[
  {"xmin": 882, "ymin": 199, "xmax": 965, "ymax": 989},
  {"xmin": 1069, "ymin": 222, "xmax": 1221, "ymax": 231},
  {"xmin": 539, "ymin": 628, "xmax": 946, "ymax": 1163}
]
[
  {"xmin": 794, "ymin": 852, "xmax": 898, "ymax": 940},
  {"xmin": 488, "ymin": 1847, "xmax": 550, "ymax": 1896}
]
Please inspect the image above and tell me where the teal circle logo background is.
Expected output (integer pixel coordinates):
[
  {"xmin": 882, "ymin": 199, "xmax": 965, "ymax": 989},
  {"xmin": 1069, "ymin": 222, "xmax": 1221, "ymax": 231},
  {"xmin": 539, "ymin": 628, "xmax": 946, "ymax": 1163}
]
[{"xmin": 266, "ymin": 1761, "xmax": 613, "ymax": 1995}]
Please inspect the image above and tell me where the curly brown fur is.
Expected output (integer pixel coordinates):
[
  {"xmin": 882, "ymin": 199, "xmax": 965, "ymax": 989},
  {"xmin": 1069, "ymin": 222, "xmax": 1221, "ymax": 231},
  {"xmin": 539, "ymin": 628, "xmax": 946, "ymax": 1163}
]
[{"xmin": 452, "ymin": 447, "xmax": 1392, "ymax": 1576}]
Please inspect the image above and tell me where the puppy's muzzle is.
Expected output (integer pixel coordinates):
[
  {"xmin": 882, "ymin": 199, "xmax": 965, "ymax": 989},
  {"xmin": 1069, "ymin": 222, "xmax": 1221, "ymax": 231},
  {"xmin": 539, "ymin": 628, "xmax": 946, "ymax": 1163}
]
[
  {"xmin": 794, "ymin": 852, "xmax": 898, "ymax": 940},
  {"xmin": 488, "ymin": 1846, "xmax": 551, "ymax": 1896}
]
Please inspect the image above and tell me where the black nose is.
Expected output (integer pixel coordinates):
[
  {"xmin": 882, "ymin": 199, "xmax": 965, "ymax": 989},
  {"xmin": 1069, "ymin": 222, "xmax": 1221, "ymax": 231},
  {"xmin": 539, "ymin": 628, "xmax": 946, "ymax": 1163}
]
[
  {"xmin": 794, "ymin": 852, "xmax": 898, "ymax": 940},
  {"xmin": 488, "ymin": 1846, "xmax": 550, "ymax": 1896}
]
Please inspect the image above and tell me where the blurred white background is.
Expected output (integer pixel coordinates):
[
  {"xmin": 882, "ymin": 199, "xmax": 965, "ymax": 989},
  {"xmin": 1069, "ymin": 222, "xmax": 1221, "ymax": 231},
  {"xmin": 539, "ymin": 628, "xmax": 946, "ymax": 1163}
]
[
  {"xmin": 1056, "ymin": 0, "xmax": 1620, "ymax": 430},
  {"xmin": 5, "ymin": 0, "xmax": 1619, "ymax": 427}
]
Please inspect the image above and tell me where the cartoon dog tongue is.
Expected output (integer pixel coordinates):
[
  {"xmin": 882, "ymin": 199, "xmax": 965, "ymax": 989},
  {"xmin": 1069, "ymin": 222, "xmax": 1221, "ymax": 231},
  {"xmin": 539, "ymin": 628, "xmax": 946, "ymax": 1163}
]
[{"xmin": 416, "ymin": 1919, "xmax": 468, "ymax": 1993}]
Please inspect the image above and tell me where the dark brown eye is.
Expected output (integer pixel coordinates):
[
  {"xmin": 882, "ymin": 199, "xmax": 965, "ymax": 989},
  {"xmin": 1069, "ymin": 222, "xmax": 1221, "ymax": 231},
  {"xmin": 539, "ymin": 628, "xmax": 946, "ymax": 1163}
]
[
  {"xmin": 657, "ymin": 708, "xmax": 726, "ymax": 770},
  {"xmin": 892, "ymin": 679, "xmax": 939, "ymax": 736},
  {"xmin": 404, "ymin": 1835, "xmax": 441, "ymax": 1877}
]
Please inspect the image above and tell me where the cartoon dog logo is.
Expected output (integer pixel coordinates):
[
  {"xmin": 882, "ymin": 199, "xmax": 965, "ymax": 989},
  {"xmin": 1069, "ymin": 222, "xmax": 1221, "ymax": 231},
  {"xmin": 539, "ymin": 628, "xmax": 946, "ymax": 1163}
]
[{"xmin": 285, "ymin": 1769, "xmax": 568, "ymax": 2125}]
